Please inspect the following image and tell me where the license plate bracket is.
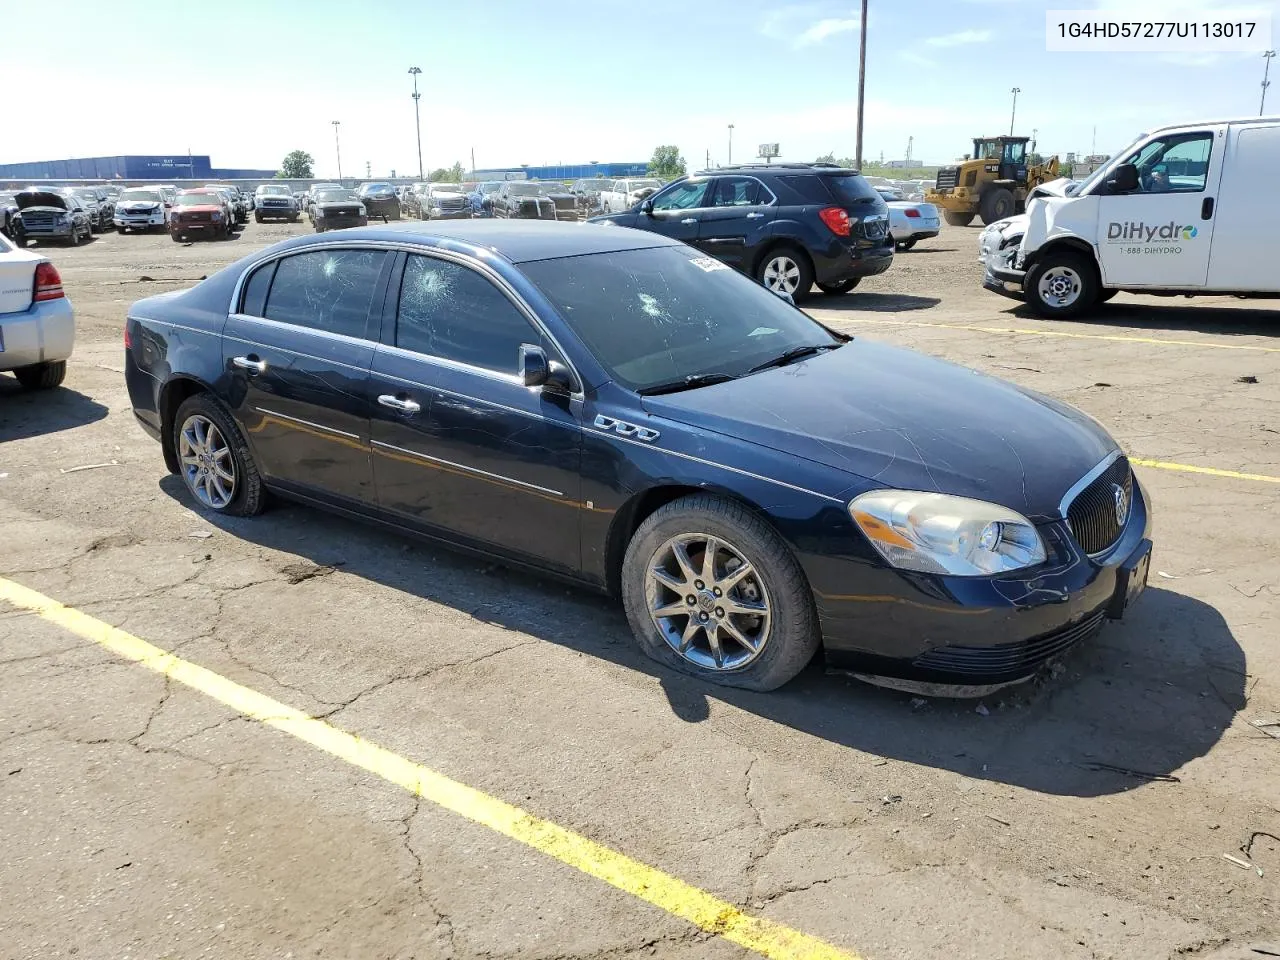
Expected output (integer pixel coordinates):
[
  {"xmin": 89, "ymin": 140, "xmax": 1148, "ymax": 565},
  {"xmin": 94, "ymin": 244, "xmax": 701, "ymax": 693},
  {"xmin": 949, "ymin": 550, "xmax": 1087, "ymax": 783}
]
[{"xmin": 1107, "ymin": 538, "xmax": 1152, "ymax": 620}]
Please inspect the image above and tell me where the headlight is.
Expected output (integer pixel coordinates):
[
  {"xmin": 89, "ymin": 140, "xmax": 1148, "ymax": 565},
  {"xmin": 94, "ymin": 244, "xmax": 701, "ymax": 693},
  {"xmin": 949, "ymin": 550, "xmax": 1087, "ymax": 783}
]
[
  {"xmin": 212, "ymin": 211, "xmax": 223, "ymax": 220},
  {"xmin": 849, "ymin": 491, "xmax": 1046, "ymax": 576},
  {"xmin": 357, "ymin": 204, "xmax": 367, "ymax": 215}
]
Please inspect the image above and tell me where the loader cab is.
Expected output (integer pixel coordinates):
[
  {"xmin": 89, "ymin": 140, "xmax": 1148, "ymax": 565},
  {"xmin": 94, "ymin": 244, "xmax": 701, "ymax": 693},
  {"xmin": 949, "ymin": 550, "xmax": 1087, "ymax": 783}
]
[{"xmin": 974, "ymin": 137, "xmax": 1030, "ymax": 184}]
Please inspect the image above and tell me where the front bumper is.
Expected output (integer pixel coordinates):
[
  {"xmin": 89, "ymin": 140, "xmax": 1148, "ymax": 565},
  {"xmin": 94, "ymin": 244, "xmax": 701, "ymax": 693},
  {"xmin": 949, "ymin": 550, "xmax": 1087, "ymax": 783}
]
[
  {"xmin": 116, "ymin": 214, "xmax": 166, "ymax": 229},
  {"xmin": 315, "ymin": 215, "xmax": 368, "ymax": 230},
  {"xmin": 983, "ymin": 259, "xmax": 1028, "ymax": 300},
  {"xmin": 21, "ymin": 225, "xmax": 74, "ymax": 240},
  {"xmin": 811, "ymin": 478, "xmax": 1153, "ymax": 686},
  {"xmin": 256, "ymin": 205, "xmax": 298, "ymax": 218},
  {"xmin": 363, "ymin": 201, "xmax": 400, "ymax": 219},
  {"xmin": 901, "ymin": 227, "xmax": 940, "ymax": 242},
  {"xmin": 426, "ymin": 208, "xmax": 473, "ymax": 220},
  {"xmin": 0, "ymin": 296, "xmax": 76, "ymax": 371}
]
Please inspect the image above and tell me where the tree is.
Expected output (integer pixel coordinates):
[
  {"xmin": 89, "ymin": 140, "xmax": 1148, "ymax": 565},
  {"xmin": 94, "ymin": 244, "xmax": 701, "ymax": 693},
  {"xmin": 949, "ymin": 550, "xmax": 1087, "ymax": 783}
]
[
  {"xmin": 278, "ymin": 150, "xmax": 314, "ymax": 179},
  {"xmin": 815, "ymin": 152, "xmax": 836, "ymax": 164},
  {"xmin": 428, "ymin": 163, "xmax": 465, "ymax": 182},
  {"xmin": 647, "ymin": 145, "xmax": 687, "ymax": 179}
]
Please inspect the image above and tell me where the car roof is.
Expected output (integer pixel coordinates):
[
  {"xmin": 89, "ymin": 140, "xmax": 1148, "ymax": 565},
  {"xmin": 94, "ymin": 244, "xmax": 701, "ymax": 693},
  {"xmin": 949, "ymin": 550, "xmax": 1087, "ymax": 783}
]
[{"xmin": 277, "ymin": 219, "xmax": 676, "ymax": 263}]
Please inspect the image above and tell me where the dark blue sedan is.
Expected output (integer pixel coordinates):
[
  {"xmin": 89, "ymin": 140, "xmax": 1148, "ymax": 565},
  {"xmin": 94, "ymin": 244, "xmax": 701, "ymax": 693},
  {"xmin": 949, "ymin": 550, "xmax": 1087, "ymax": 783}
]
[{"xmin": 124, "ymin": 220, "xmax": 1152, "ymax": 692}]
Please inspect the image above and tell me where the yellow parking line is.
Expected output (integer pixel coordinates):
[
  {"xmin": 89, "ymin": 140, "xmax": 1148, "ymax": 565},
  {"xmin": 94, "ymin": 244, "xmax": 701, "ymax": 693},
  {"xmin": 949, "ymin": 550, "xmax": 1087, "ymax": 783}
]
[
  {"xmin": 1131, "ymin": 457, "xmax": 1280, "ymax": 484},
  {"xmin": 0, "ymin": 577, "xmax": 859, "ymax": 960},
  {"xmin": 836, "ymin": 316, "xmax": 1280, "ymax": 353}
]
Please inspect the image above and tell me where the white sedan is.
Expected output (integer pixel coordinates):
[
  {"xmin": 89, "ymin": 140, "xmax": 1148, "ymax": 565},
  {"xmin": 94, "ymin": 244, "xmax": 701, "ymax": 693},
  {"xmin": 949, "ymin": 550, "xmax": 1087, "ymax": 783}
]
[
  {"xmin": 877, "ymin": 191, "xmax": 941, "ymax": 251},
  {"xmin": 0, "ymin": 232, "xmax": 74, "ymax": 389}
]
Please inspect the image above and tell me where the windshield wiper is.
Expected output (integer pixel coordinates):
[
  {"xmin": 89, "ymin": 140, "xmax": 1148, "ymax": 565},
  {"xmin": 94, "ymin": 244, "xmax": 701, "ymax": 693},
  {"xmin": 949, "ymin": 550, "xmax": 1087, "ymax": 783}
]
[
  {"xmin": 637, "ymin": 373, "xmax": 738, "ymax": 396},
  {"xmin": 746, "ymin": 343, "xmax": 839, "ymax": 374}
]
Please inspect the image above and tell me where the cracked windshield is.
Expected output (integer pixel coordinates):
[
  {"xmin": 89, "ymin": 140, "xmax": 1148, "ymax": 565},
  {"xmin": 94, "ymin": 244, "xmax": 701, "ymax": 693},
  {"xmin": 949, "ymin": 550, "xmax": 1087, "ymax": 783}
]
[{"xmin": 3, "ymin": 1, "xmax": 1278, "ymax": 958}]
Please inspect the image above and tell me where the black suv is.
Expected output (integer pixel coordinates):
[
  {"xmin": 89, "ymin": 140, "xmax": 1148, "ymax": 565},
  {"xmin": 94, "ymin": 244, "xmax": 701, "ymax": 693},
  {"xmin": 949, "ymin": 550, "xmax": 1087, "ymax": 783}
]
[{"xmin": 587, "ymin": 163, "xmax": 892, "ymax": 298}]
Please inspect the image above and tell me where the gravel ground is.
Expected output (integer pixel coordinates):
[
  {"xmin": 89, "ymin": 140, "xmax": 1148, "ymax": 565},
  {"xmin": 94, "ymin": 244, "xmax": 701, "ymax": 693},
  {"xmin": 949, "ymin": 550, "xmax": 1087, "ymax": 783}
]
[{"xmin": 1, "ymin": 220, "xmax": 1277, "ymax": 960}]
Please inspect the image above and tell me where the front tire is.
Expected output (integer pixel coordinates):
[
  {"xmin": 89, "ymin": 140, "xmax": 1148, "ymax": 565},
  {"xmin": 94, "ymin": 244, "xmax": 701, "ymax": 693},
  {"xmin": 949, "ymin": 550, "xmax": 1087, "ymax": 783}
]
[
  {"xmin": 14, "ymin": 360, "xmax": 66, "ymax": 390},
  {"xmin": 979, "ymin": 188, "xmax": 1016, "ymax": 226},
  {"xmin": 172, "ymin": 394, "xmax": 265, "ymax": 517},
  {"xmin": 816, "ymin": 278, "xmax": 860, "ymax": 295},
  {"xmin": 943, "ymin": 210, "xmax": 974, "ymax": 227},
  {"xmin": 621, "ymin": 494, "xmax": 820, "ymax": 691},
  {"xmin": 756, "ymin": 246, "xmax": 814, "ymax": 300},
  {"xmin": 1025, "ymin": 251, "xmax": 1099, "ymax": 319}
]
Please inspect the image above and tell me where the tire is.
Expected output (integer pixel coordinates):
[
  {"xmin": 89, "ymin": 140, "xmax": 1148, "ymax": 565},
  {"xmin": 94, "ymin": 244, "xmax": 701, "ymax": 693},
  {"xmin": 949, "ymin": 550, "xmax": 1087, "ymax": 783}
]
[
  {"xmin": 171, "ymin": 232, "xmax": 184, "ymax": 242},
  {"xmin": 755, "ymin": 245, "xmax": 814, "ymax": 299},
  {"xmin": 14, "ymin": 360, "xmax": 67, "ymax": 390},
  {"xmin": 979, "ymin": 188, "xmax": 1016, "ymax": 226},
  {"xmin": 816, "ymin": 278, "xmax": 859, "ymax": 295},
  {"xmin": 1097, "ymin": 288, "xmax": 1118, "ymax": 303},
  {"xmin": 68, "ymin": 224, "xmax": 81, "ymax": 246},
  {"xmin": 255, "ymin": 214, "xmax": 263, "ymax": 223},
  {"xmin": 172, "ymin": 394, "xmax": 265, "ymax": 517},
  {"xmin": 621, "ymin": 494, "xmax": 820, "ymax": 691},
  {"xmin": 1025, "ymin": 251, "xmax": 1099, "ymax": 319},
  {"xmin": 898, "ymin": 238, "xmax": 917, "ymax": 251},
  {"xmin": 943, "ymin": 211, "xmax": 974, "ymax": 227}
]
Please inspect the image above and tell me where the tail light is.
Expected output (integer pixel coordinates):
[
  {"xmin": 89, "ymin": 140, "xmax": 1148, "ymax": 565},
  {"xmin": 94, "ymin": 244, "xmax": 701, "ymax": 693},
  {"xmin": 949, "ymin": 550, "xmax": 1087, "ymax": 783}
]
[
  {"xmin": 904, "ymin": 208, "xmax": 921, "ymax": 219},
  {"xmin": 33, "ymin": 262, "xmax": 64, "ymax": 302},
  {"xmin": 124, "ymin": 320, "xmax": 132, "ymax": 348},
  {"xmin": 818, "ymin": 206, "xmax": 851, "ymax": 237}
]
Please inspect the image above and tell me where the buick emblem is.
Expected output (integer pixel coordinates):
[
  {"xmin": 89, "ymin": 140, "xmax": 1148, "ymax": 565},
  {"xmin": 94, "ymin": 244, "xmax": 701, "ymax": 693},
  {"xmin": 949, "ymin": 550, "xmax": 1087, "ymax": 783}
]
[{"xmin": 1111, "ymin": 483, "xmax": 1129, "ymax": 526}]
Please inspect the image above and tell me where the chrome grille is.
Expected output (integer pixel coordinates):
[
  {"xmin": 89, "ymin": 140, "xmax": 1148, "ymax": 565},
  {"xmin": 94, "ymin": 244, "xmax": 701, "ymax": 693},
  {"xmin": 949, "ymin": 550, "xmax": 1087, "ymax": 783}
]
[
  {"xmin": 1066, "ymin": 456, "xmax": 1133, "ymax": 555},
  {"xmin": 20, "ymin": 212, "xmax": 56, "ymax": 227}
]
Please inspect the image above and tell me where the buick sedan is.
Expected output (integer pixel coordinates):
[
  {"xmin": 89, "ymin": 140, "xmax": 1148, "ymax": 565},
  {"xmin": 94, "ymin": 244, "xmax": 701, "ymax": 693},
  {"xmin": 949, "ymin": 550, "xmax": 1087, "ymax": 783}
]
[{"xmin": 123, "ymin": 221, "xmax": 1152, "ymax": 692}]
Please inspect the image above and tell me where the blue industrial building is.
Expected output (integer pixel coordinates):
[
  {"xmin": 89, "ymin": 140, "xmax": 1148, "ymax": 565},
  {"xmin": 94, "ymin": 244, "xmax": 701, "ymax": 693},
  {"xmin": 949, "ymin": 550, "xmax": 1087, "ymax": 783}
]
[
  {"xmin": 0, "ymin": 154, "xmax": 277, "ymax": 182},
  {"xmin": 473, "ymin": 162, "xmax": 648, "ymax": 181}
]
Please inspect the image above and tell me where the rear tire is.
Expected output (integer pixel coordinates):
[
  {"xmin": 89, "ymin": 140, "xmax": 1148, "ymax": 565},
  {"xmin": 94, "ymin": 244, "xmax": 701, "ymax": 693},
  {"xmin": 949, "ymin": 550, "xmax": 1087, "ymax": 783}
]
[
  {"xmin": 621, "ymin": 494, "xmax": 820, "ymax": 691},
  {"xmin": 15, "ymin": 360, "xmax": 67, "ymax": 390},
  {"xmin": 1025, "ymin": 251, "xmax": 1099, "ymax": 319},
  {"xmin": 172, "ymin": 394, "xmax": 266, "ymax": 517},
  {"xmin": 979, "ymin": 188, "xmax": 1016, "ymax": 226},
  {"xmin": 898, "ymin": 238, "xmax": 917, "ymax": 251},
  {"xmin": 943, "ymin": 211, "xmax": 974, "ymax": 227},
  {"xmin": 756, "ymin": 245, "xmax": 814, "ymax": 300},
  {"xmin": 816, "ymin": 278, "xmax": 859, "ymax": 295},
  {"xmin": 1097, "ymin": 288, "xmax": 1118, "ymax": 303}
]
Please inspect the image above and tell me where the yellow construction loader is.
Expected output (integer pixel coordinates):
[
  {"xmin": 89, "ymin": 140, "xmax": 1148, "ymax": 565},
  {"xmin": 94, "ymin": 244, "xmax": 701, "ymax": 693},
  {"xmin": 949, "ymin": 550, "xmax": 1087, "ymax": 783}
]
[{"xmin": 927, "ymin": 136, "xmax": 1061, "ymax": 226}]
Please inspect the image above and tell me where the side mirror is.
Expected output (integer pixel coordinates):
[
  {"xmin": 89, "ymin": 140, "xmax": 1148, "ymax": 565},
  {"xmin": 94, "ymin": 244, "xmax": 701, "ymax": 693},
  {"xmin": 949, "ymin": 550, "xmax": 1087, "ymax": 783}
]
[
  {"xmin": 640, "ymin": 199, "xmax": 654, "ymax": 216},
  {"xmin": 1106, "ymin": 163, "xmax": 1139, "ymax": 194},
  {"xmin": 519, "ymin": 344, "xmax": 572, "ymax": 391}
]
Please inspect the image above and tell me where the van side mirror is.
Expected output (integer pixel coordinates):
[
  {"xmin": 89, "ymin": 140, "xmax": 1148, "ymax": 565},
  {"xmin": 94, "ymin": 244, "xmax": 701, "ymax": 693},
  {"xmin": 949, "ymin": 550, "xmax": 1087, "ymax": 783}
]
[
  {"xmin": 1106, "ymin": 163, "xmax": 1139, "ymax": 194},
  {"xmin": 519, "ymin": 344, "xmax": 572, "ymax": 392}
]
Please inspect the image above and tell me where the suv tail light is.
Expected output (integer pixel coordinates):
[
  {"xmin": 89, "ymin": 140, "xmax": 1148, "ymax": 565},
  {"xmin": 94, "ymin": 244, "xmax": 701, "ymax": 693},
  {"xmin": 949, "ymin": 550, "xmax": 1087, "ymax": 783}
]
[
  {"xmin": 818, "ymin": 206, "xmax": 851, "ymax": 237},
  {"xmin": 33, "ymin": 262, "xmax": 64, "ymax": 302},
  {"xmin": 904, "ymin": 208, "xmax": 921, "ymax": 218}
]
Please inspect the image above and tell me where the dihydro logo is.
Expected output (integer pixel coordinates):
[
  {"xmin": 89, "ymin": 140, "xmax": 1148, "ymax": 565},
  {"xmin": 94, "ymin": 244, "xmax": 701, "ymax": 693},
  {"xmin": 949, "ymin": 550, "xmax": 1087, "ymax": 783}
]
[{"xmin": 1106, "ymin": 220, "xmax": 1198, "ymax": 243}]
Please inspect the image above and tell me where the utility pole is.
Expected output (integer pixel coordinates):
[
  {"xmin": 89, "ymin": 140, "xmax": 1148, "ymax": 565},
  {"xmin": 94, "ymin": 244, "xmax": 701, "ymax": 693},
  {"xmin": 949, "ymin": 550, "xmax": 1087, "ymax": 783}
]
[
  {"xmin": 471, "ymin": 147, "xmax": 476, "ymax": 178},
  {"xmin": 727, "ymin": 124, "xmax": 734, "ymax": 165},
  {"xmin": 331, "ymin": 120, "xmax": 342, "ymax": 180},
  {"xmin": 705, "ymin": 148, "xmax": 710, "ymax": 170},
  {"xmin": 1262, "ymin": 50, "xmax": 1276, "ymax": 115},
  {"xmin": 855, "ymin": 0, "xmax": 868, "ymax": 170},
  {"xmin": 1009, "ymin": 87, "xmax": 1020, "ymax": 135},
  {"xmin": 1031, "ymin": 127, "xmax": 1038, "ymax": 154},
  {"xmin": 905, "ymin": 135, "xmax": 913, "ymax": 170},
  {"xmin": 408, "ymin": 66, "xmax": 424, "ymax": 180},
  {"xmin": 366, "ymin": 161, "xmax": 371, "ymax": 178}
]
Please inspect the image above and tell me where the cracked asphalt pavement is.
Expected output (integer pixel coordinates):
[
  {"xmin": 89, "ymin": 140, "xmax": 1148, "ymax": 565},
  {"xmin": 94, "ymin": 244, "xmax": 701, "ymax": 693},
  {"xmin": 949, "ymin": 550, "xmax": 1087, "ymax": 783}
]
[{"xmin": 2, "ymin": 221, "xmax": 1278, "ymax": 959}]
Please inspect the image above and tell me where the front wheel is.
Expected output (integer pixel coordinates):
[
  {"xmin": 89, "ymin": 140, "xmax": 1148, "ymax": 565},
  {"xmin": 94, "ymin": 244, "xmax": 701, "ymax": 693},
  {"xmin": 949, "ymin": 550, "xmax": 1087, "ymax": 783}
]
[
  {"xmin": 172, "ymin": 394, "xmax": 265, "ymax": 517},
  {"xmin": 756, "ymin": 246, "xmax": 814, "ymax": 299},
  {"xmin": 943, "ymin": 210, "xmax": 974, "ymax": 227},
  {"xmin": 816, "ymin": 278, "xmax": 860, "ymax": 295},
  {"xmin": 1025, "ymin": 251, "xmax": 1099, "ymax": 319},
  {"xmin": 622, "ymin": 495, "xmax": 820, "ymax": 691},
  {"xmin": 14, "ymin": 360, "xmax": 66, "ymax": 390}
]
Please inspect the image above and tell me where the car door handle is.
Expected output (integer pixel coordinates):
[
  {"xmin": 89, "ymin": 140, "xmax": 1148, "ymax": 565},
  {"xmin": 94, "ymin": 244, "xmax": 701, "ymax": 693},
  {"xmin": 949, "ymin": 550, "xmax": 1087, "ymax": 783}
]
[
  {"xmin": 681, "ymin": 218, "xmax": 697, "ymax": 224},
  {"xmin": 1201, "ymin": 197, "xmax": 1215, "ymax": 220},
  {"xmin": 746, "ymin": 212, "xmax": 765, "ymax": 219},
  {"xmin": 378, "ymin": 394, "xmax": 421, "ymax": 414},
  {"xmin": 231, "ymin": 356, "xmax": 266, "ymax": 375}
]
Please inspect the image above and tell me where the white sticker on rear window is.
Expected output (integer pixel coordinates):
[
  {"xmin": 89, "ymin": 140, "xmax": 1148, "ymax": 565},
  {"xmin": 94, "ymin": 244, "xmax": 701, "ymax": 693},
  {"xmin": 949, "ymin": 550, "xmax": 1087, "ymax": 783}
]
[{"xmin": 688, "ymin": 257, "xmax": 728, "ymax": 273}]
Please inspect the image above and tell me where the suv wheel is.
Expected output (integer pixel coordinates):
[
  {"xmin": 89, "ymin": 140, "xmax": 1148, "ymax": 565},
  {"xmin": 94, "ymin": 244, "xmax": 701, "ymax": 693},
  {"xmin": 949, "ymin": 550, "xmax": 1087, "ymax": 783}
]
[
  {"xmin": 816, "ymin": 278, "xmax": 859, "ymax": 295},
  {"xmin": 621, "ymin": 494, "xmax": 820, "ymax": 691},
  {"xmin": 757, "ymin": 246, "xmax": 813, "ymax": 299}
]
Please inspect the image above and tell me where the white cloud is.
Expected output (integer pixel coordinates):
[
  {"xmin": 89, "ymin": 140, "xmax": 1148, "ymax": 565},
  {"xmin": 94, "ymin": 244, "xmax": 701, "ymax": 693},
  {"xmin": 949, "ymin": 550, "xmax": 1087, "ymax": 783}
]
[
  {"xmin": 925, "ymin": 28, "xmax": 993, "ymax": 47},
  {"xmin": 795, "ymin": 16, "xmax": 861, "ymax": 46}
]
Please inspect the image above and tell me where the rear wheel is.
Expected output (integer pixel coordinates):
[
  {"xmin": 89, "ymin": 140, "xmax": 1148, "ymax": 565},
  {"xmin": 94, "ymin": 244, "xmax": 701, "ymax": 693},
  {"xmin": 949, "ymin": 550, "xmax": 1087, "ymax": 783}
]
[
  {"xmin": 172, "ymin": 394, "xmax": 265, "ymax": 517},
  {"xmin": 979, "ymin": 188, "xmax": 1016, "ymax": 226},
  {"xmin": 1097, "ymin": 289, "xmax": 1118, "ymax": 303},
  {"xmin": 1025, "ymin": 251, "xmax": 1099, "ymax": 319},
  {"xmin": 816, "ymin": 278, "xmax": 860, "ymax": 295},
  {"xmin": 621, "ymin": 494, "xmax": 820, "ymax": 691},
  {"xmin": 897, "ymin": 238, "xmax": 917, "ymax": 251},
  {"xmin": 14, "ymin": 360, "xmax": 67, "ymax": 390},
  {"xmin": 756, "ymin": 246, "xmax": 813, "ymax": 299},
  {"xmin": 943, "ymin": 210, "xmax": 974, "ymax": 227}
]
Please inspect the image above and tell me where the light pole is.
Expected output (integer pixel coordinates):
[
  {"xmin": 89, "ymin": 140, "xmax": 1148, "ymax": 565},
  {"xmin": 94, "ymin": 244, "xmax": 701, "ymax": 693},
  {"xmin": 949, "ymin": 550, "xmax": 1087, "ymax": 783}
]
[
  {"xmin": 728, "ymin": 124, "xmax": 734, "ymax": 165},
  {"xmin": 855, "ymin": 0, "xmax": 867, "ymax": 170},
  {"xmin": 1009, "ymin": 87, "xmax": 1021, "ymax": 136},
  {"xmin": 1262, "ymin": 51, "xmax": 1276, "ymax": 115},
  {"xmin": 331, "ymin": 120, "xmax": 343, "ymax": 180},
  {"xmin": 408, "ymin": 66, "xmax": 424, "ymax": 180}
]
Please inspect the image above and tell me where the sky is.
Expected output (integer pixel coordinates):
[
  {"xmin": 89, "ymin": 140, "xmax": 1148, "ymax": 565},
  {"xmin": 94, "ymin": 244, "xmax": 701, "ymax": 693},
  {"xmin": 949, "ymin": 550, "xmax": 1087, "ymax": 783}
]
[{"xmin": 3, "ymin": 0, "xmax": 1277, "ymax": 176}]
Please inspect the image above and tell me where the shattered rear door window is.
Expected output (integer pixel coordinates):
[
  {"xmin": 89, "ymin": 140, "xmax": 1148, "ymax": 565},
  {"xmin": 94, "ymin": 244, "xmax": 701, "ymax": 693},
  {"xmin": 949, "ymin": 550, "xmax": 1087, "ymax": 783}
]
[{"xmin": 263, "ymin": 249, "xmax": 388, "ymax": 339}]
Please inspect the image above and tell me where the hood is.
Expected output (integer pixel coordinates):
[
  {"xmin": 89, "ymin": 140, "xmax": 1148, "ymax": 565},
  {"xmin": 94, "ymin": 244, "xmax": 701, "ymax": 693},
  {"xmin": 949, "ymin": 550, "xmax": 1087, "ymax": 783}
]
[
  {"xmin": 16, "ymin": 191, "xmax": 70, "ymax": 211},
  {"xmin": 1027, "ymin": 177, "xmax": 1077, "ymax": 201},
  {"xmin": 639, "ymin": 340, "xmax": 1116, "ymax": 520},
  {"xmin": 173, "ymin": 203, "xmax": 224, "ymax": 213},
  {"xmin": 119, "ymin": 198, "xmax": 163, "ymax": 208},
  {"xmin": 362, "ymin": 189, "xmax": 396, "ymax": 199},
  {"xmin": 985, "ymin": 213, "xmax": 1028, "ymax": 237}
]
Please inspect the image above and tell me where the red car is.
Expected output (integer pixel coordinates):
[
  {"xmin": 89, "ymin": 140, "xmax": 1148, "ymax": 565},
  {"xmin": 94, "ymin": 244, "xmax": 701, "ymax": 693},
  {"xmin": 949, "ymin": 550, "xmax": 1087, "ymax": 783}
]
[{"xmin": 170, "ymin": 189, "xmax": 231, "ymax": 242}]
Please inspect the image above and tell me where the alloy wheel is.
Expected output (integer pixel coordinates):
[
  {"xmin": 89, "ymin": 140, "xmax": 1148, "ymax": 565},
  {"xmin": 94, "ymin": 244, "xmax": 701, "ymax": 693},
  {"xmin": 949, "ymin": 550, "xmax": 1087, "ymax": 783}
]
[
  {"xmin": 762, "ymin": 255, "xmax": 802, "ymax": 295},
  {"xmin": 1037, "ymin": 266, "xmax": 1083, "ymax": 309},
  {"xmin": 644, "ymin": 533, "xmax": 771, "ymax": 671},
  {"xmin": 178, "ymin": 414, "xmax": 236, "ymax": 509}
]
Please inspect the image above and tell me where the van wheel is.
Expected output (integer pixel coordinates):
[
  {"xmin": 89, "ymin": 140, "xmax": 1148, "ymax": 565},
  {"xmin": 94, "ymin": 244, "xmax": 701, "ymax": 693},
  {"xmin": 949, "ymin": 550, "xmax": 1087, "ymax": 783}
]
[
  {"xmin": 621, "ymin": 494, "xmax": 820, "ymax": 691},
  {"xmin": 943, "ymin": 211, "xmax": 974, "ymax": 227},
  {"xmin": 980, "ymin": 188, "xmax": 1016, "ymax": 225},
  {"xmin": 1025, "ymin": 251, "xmax": 1099, "ymax": 319}
]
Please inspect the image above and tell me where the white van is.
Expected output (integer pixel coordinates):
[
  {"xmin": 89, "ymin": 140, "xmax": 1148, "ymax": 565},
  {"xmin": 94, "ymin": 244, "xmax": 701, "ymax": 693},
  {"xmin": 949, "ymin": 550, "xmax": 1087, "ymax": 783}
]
[{"xmin": 982, "ymin": 116, "xmax": 1279, "ymax": 317}]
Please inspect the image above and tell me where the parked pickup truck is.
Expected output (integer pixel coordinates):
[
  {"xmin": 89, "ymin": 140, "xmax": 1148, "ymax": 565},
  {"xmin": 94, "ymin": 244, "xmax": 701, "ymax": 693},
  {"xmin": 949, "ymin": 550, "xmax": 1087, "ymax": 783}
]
[
  {"xmin": 0, "ymin": 231, "xmax": 74, "ymax": 389},
  {"xmin": 598, "ymin": 178, "xmax": 663, "ymax": 214}
]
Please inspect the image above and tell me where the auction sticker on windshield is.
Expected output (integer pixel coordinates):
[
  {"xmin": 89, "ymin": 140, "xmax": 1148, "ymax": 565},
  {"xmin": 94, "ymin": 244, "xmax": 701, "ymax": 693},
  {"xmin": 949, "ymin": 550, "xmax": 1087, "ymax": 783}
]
[{"xmin": 689, "ymin": 257, "xmax": 729, "ymax": 273}]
